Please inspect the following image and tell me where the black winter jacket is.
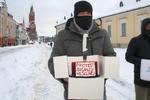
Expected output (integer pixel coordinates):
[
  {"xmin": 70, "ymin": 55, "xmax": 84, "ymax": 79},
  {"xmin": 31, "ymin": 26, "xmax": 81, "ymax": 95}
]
[{"xmin": 125, "ymin": 18, "xmax": 150, "ymax": 87}]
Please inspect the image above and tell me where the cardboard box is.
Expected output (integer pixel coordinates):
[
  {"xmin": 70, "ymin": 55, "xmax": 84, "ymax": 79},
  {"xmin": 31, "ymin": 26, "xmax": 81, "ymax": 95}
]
[
  {"xmin": 140, "ymin": 59, "xmax": 150, "ymax": 81},
  {"xmin": 68, "ymin": 77, "xmax": 104, "ymax": 99},
  {"xmin": 53, "ymin": 55, "xmax": 120, "ymax": 99},
  {"xmin": 103, "ymin": 57, "xmax": 120, "ymax": 78},
  {"xmin": 53, "ymin": 56, "xmax": 68, "ymax": 78},
  {"xmin": 53, "ymin": 55, "xmax": 119, "ymax": 78}
]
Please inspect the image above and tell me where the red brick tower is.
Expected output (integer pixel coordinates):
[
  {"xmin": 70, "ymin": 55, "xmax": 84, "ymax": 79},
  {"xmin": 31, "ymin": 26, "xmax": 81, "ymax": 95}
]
[{"xmin": 29, "ymin": 4, "xmax": 37, "ymax": 41}]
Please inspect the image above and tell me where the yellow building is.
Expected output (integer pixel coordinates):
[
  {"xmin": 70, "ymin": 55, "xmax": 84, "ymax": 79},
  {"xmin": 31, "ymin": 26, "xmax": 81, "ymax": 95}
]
[
  {"xmin": 96, "ymin": 0, "xmax": 150, "ymax": 48},
  {"xmin": 55, "ymin": 0, "xmax": 150, "ymax": 48}
]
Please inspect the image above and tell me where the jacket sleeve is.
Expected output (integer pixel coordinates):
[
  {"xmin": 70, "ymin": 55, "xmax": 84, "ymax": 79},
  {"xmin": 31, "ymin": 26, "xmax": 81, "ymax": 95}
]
[
  {"xmin": 125, "ymin": 38, "xmax": 141, "ymax": 66},
  {"xmin": 102, "ymin": 29, "xmax": 116, "ymax": 56},
  {"xmin": 48, "ymin": 31, "xmax": 67, "ymax": 84}
]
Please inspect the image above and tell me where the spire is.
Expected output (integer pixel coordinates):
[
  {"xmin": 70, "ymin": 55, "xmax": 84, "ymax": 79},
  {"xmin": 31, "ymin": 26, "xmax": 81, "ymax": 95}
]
[
  {"xmin": 30, "ymin": 3, "xmax": 34, "ymax": 13},
  {"xmin": 23, "ymin": 17, "xmax": 25, "ymax": 24}
]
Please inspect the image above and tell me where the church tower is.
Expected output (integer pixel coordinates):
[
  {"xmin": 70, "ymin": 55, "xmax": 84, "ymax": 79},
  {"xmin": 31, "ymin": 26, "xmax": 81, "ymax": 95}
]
[{"xmin": 29, "ymin": 4, "xmax": 37, "ymax": 41}]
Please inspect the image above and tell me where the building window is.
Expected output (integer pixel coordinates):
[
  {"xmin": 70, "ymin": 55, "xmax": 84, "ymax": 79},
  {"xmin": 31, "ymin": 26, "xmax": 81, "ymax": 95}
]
[
  {"xmin": 106, "ymin": 21, "xmax": 112, "ymax": 37},
  {"xmin": 138, "ymin": 14, "xmax": 147, "ymax": 34},
  {"xmin": 120, "ymin": 18, "xmax": 126, "ymax": 37},
  {"xmin": 108, "ymin": 25, "xmax": 111, "ymax": 37},
  {"xmin": 121, "ymin": 23, "xmax": 126, "ymax": 36}
]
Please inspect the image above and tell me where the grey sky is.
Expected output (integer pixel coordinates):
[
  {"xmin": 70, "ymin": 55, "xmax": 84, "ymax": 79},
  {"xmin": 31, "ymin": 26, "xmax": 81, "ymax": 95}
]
[{"xmin": 5, "ymin": 0, "xmax": 119, "ymax": 37}]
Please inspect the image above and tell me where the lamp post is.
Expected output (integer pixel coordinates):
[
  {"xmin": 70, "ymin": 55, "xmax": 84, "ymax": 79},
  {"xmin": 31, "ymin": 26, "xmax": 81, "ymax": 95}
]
[
  {"xmin": 3, "ymin": 35, "xmax": 8, "ymax": 46},
  {"xmin": 7, "ymin": 25, "xmax": 12, "ymax": 46}
]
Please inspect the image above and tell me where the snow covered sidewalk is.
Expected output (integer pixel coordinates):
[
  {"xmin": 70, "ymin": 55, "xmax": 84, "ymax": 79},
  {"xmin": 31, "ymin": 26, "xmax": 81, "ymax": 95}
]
[
  {"xmin": 33, "ymin": 45, "xmax": 64, "ymax": 100},
  {"xmin": 0, "ymin": 43, "xmax": 135, "ymax": 100},
  {"xmin": 0, "ymin": 43, "xmax": 64, "ymax": 100}
]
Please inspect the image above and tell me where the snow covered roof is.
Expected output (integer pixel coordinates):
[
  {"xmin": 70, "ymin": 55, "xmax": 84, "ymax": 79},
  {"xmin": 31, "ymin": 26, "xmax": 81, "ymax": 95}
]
[
  {"xmin": 55, "ymin": 0, "xmax": 150, "ymax": 27},
  {"xmin": 13, "ymin": 17, "xmax": 20, "ymax": 23},
  {"xmin": 97, "ymin": 0, "xmax": 150, "ymax": 18}
]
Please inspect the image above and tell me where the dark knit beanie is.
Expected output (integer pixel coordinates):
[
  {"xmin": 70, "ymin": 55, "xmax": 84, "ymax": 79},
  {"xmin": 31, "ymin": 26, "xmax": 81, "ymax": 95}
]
[{"xmin": 74, "ymin": 1, "xmax": 93, "ymax": 17}]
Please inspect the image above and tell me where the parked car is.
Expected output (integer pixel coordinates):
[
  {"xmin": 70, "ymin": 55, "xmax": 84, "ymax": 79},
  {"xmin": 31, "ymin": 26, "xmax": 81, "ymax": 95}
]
[{"xmin": 29, "ymin": 40, "xmax": 34, "ymax": 44}]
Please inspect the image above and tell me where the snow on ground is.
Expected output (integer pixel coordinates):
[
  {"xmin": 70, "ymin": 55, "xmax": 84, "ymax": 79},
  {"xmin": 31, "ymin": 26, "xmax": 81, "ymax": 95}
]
[{"xmin": 0, "ymin": 43, "xmax": 135, "ymax": 100}]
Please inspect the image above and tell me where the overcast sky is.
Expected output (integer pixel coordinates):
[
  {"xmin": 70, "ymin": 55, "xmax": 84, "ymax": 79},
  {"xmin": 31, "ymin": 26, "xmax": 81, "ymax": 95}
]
[{"xmin": 5, "ymin": 0, "xmax": 120, "ymax": 37}]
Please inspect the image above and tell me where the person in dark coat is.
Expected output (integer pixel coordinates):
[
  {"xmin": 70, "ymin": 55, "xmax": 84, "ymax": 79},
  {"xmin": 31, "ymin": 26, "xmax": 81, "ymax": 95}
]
[
  {"xmin": 48, "ymin": 1, "xmax": 116, "ymax": 100},
  {"xmin": 125, "ymin": 18, "xmax": 150, "ymax": 100},
  {"xmin": 50, "ymin": 41, "xmax": 53, "ymax": 48}
]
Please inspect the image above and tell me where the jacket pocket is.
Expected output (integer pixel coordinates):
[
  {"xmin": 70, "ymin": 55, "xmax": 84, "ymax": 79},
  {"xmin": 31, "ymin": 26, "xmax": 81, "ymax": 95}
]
[{"xmin": 64, "ymin": 39, "xmax": 82, "ymax": 56}]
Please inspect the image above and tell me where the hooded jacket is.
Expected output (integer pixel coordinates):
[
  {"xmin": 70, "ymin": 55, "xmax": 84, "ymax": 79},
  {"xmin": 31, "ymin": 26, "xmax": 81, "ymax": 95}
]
[
  {"xmin": 125, "ymin": 18, "xmax": 150, "ymax": 87},
  {"xmin": 48, "ymin": 18, "xmax": 116, "ymax": 99}
]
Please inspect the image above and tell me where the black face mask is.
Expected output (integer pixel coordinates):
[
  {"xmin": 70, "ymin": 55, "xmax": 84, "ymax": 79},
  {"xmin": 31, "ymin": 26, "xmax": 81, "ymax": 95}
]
[
  {"xmin": 145, "ymin": 30, "xmax": 150, "ymax": 37},
  {"xmin": 75, "ymin": 16, "xmax": 92, "ymax": 30}
]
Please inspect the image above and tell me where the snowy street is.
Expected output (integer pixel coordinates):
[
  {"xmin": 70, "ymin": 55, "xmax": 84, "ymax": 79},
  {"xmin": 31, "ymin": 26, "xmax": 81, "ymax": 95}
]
[
  {"xmin": 0, "ymin": 43, "xmax": 135, "ymax": 100},
  {"xmin": 0, "ymin": 43, "xmax": 64, "ymax": 100}
]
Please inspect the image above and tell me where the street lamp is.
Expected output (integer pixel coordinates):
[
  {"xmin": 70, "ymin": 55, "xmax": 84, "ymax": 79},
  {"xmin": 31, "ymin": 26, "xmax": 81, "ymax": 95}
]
[
  {"xmin": 3, "ymin": 35, "xmax": 8, "ymax": 46},
  {"xmin": 7, "ymin": 25, "xmax": 12, "ymax": 46}
]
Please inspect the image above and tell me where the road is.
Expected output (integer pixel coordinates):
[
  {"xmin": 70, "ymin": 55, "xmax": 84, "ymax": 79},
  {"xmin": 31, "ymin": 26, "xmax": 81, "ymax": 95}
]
[{"xmin": 0, "ymin": 45, "xmax": 32, "ymax": 57}]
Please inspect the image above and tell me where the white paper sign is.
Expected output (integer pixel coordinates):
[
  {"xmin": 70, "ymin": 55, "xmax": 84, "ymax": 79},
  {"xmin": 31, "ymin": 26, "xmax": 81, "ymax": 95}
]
[
  {"xmin": 140, "ymin": 59, "xmax": 150, "ymax": 81},
  {"xmin": 75, "ymin": 61, "xmax": 96, "ymax": 77}
]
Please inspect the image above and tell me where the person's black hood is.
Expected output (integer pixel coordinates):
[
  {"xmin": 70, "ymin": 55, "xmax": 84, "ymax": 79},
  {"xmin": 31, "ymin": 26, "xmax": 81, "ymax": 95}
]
[
  {"xmin": 65, "ymin": 18, "xmax": 73, "ymax": 29},
  {"xmin": 141, "ymin": 18, "xmax": 150, "ymax": 37}
]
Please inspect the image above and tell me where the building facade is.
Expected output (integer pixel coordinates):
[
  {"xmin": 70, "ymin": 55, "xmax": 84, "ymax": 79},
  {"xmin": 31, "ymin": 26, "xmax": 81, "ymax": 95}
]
[
  {"xmin": 0, "ymin": 1, "xmax": 16, "ymax": 47},
  {"xmin": 16, "ymin": 20, "xmax": 29, "ymax": 45},
  {"xmin": 97, "ymin": 0, "xmax": 150, "ymax": 48},
  {"xmin": 55, "ymin": 0, "xmax": 150, "ymax": 48}
]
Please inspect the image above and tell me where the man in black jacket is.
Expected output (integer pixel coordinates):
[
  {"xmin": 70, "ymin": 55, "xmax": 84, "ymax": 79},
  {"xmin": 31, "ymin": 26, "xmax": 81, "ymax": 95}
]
[
  {"xmin": 48, "ymin": 1, "xmax": 116, "ymax": 100},
  {"xmin": 125, "ymin": 18, "xmax": 150, "ymax": 100}
]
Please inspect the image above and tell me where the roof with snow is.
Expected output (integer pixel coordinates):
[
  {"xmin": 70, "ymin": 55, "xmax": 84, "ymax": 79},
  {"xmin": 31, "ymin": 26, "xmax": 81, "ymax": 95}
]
[
  {"xmin": 97, "ymin": 0, "xmax": 150, "ymax": 18},
  {"xmin": 55, "ymin": 0, "xmax": 150, "ymax": 27}
]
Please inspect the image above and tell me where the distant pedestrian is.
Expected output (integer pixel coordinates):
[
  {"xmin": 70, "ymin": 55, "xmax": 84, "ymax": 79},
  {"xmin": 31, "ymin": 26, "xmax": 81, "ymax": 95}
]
[{"xmin": 50, "ymin": 42, "xmax": 53, "ymax": 48}]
